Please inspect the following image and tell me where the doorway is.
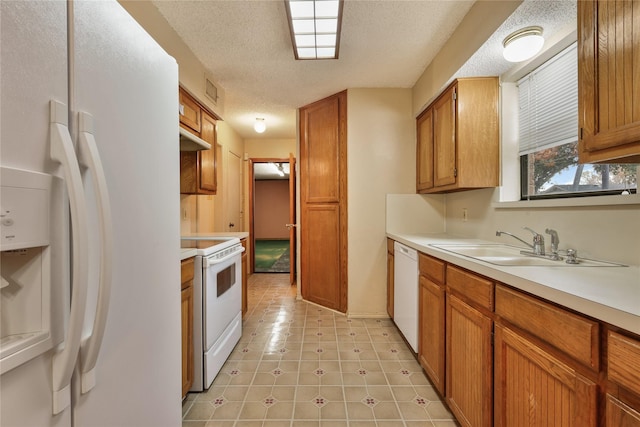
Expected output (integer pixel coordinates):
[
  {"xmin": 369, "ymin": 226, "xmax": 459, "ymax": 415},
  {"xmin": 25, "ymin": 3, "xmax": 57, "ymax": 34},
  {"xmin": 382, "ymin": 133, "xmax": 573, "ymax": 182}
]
[{"xmin": 249, "ymin": 158, "xmax": 296, "ymax": 283}]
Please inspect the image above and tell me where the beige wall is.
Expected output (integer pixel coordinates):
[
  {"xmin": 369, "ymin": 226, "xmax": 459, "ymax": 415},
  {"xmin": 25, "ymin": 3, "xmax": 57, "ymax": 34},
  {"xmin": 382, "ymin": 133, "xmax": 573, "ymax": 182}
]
[
  {"xmin": 412, "ymin": 0, "xmax": 521, "ymax": 115},
  {"xmin": 254, "ymin": 180, "xmax": 290, "ymax": 239},
  {"xmin": 347, "ymin": 88, "xmax": 415, "ymax": 317},
  {"xmin": 119, "ymin": 0, "xmax": 224, "ymax": 118}
]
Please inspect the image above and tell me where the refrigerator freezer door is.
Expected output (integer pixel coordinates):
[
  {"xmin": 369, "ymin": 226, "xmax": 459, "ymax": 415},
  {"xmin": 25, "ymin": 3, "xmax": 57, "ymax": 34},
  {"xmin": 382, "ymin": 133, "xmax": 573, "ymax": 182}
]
[{"xmin": 0, "ymin": 1, "xmax": 72, "ymax": 425}]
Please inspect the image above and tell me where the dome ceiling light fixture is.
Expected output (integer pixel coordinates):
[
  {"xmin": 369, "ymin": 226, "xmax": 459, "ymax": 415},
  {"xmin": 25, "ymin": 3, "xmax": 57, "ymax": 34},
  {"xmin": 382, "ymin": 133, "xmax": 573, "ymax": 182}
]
[
  {"xmin": 254, "ymin": 117, "xmax": 266, "ymax": 133},
  {"xmin": 502, "ymin": 26, "xmax": 544, "ymax": 63}
]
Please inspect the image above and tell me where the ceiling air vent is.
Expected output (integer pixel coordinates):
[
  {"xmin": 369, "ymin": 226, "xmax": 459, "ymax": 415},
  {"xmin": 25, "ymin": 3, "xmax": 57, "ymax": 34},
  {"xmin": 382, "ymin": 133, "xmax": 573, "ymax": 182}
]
[{"xmin": 205, "ymin": 78, "xmax": 218, "ymax": 105}]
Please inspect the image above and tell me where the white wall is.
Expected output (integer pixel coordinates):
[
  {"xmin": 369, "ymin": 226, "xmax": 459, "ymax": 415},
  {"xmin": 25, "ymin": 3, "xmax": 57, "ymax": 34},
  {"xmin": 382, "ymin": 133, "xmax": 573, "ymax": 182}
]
[{"xmin": 347, "ymin": 88, "xmax": 416, "ymax": 317}]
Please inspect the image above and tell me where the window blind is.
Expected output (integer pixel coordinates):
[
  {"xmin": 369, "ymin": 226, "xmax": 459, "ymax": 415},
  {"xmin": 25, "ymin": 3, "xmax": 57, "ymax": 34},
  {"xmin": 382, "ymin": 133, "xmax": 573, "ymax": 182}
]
[{"xmin": 518, "ymin": 43, "xmax": 578, "ymax": 156}]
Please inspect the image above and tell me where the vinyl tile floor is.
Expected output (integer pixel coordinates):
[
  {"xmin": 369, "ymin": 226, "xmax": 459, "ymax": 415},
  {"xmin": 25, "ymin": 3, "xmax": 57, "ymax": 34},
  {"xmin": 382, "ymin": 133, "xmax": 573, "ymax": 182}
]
[{"xmin": 182, "ymin": 274, "xmax": 458, "ymax": 427}]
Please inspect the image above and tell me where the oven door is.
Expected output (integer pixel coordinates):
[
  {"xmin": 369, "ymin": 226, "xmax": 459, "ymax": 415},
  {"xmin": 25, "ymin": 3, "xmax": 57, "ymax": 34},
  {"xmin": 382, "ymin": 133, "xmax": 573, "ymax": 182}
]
[{"xmin": 203, "ymin": 248, "xmax": 243, "ymax": 352}]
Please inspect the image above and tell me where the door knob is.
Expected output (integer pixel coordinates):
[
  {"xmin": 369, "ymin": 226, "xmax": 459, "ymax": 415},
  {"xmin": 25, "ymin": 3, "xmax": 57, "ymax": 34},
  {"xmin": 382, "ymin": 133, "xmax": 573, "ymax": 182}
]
[{"xmin": 285, "ymin": 223, "xmax": 297, "ymax": 230}]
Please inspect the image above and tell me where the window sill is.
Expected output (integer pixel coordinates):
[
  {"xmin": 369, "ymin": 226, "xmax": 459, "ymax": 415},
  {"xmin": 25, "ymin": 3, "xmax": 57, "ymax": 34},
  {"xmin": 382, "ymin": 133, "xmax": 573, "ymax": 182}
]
[{"xmin": 493, "ymin": 192, "xmax": 640, "ymax": 209}]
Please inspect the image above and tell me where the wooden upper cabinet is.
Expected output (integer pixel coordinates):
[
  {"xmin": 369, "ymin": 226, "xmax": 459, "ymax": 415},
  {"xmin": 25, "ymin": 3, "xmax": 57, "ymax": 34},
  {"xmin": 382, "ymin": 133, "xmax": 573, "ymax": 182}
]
[
  {"xmin": 416, "ymin": 77, "xmax": 500, "ymax": 194},
  {"xmin": 179, "ymin": 87, "xmax": 201, "ymax": 134},
  {"xmin": 433, "ymin": 85, "xmax": 457, "ymax": 188},
  {"xmin": 416, "ymin": 108, "xmax": 434, "ymax": 191},
  {"xmin": 578, "ymin": 0, "xmax": 640, "ymax": 163},
  {"xmin": 179, "ymin": 88, "xmax": 217, "ymax": 195}
]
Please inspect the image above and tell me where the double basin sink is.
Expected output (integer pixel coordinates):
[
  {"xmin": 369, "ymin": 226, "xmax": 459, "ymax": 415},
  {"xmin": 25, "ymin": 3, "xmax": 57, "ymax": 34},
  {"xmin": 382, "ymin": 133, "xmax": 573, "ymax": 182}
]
[{"xmin": 430, "ymin": 244, "xmax": 626, "ymax": 267}]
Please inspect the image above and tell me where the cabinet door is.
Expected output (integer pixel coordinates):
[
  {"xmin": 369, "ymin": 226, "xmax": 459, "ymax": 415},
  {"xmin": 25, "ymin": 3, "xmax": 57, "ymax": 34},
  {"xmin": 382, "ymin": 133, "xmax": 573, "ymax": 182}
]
[
  {"xmin": 179, "ymin": 88, "xmax": 201, "ymax": 134},
  {"xmin": 181, "ymin": 285, "xmax": 193, "ymax": 397},
  {"xmin": 416, "ymin": 108, "xmax": 434, "ymax": 192},
  {"xmin": 446, "ymin": 294, "xmax": 492, "ymax": 427},
  {"xmin": 606, "ymin": 395, "xmax": 640, "ymax": 427},
  {"xmin": 494, "ymin": 325, "xmax": 597, "ymax": 427},
  {"xmin": 199, "ymin": 113, "xmax": 217, "ymax": 193},
  {"xmin": 433, "ymin": 85, "xmax": 457, "ymax": 187},
  {"xmin": 419, "ymin": 275, "xmax": 445, "ymax": 395},
  {"xmin": 578, "ymin": 0, "xmax": 640, "ymax": 163},
  {"xmin": 387, "ymin": 242, "xmax": 394, "ymax": 318}
]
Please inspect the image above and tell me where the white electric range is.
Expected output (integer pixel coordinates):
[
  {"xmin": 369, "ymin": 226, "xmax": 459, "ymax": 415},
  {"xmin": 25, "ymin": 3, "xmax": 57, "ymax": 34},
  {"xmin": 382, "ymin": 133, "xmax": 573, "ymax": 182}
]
[{"xmin": 180, "ymin": 237, "xmax": 244, "ymax": 391}]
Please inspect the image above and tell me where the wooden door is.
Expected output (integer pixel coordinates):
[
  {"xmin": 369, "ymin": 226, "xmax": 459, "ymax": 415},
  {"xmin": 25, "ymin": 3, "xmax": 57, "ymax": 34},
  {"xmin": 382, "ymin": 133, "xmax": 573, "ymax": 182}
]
[
  {"xmin": 288, "ymin": 153, "xmax": 297, "ymax": 286},
  {"xmin": 299, "ymin": 91, "xmax": 347, "ymax": 313},
  {"xmin": 433, "ymin": 85, "xmax": 457, "ymax": 188},
  {"xmin": 494, "ymin": 325, "xmax": 597, "ymax": 427},
  {"xmin": 199, "ymin": 113, "xmax": 217, "ymax": 193},
  {"xmin": 416, "ymin": 107, "xmax": 434, "ymax": 192},
  {"xmin": 446, "ymin": 294, "xmax": 492, "ymax": 427},
  {"xmin": 419, "ymin": 275, "xmax": 445, "ymax": 395},
  {"xmin": 578, "ymin": 0, "xmax": 640, "ymax": 163}
]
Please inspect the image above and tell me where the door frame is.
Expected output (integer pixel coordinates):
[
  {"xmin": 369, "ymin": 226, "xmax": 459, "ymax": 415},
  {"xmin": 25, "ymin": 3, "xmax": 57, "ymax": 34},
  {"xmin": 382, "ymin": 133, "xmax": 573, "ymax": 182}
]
[{"xmin": 248, "ymin": 157, "xmax": 297, "ymax": 281}]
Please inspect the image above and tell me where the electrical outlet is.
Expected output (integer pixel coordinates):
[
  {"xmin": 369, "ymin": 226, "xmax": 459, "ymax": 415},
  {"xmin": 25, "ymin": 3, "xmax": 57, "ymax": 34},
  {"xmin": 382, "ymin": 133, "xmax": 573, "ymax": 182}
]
[{"xmin": 462, "ymin": 208, "xmax": 468, "ymax": 222}]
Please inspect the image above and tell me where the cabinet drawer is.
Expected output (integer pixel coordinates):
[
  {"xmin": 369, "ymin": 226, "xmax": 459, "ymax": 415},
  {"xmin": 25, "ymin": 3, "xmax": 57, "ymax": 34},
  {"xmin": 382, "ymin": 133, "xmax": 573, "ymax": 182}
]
[
  {"xmin": 608, "ymin": 330, "xmax": 640, "ymax": 396},
  {"xmin": 496, "ymin": 284, "xmax": 599, "ymax": 370},
  {"xmin": 606, "ymin": 395, "xmax": 640, "ymax": 427},
  {"xmin": 446, "ymin": 265, "xmax": 493, "ymax": 311},
  {"xmin": 419, "ymin": 253, "xmax": 445, "ymax": 284},
  {"xmin": 181, "ymin": 257, "xmax": 194, "ymax": 288}
]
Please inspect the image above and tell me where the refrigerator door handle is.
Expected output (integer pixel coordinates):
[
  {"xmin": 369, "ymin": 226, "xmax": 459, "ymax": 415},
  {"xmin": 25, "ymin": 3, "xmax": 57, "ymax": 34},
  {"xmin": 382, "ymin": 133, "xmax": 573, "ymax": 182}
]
[
  {"xmin": 76, "ymin": 112, "xmax": 113, "ymax": 394},
  {"xmin": 49, "ymin": 100, "xmax": 90, "ymax": 414}
]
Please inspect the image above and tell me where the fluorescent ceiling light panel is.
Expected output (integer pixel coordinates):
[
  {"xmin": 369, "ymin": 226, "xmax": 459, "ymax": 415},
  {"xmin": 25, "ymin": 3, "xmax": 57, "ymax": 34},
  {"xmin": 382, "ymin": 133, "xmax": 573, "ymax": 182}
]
[{"xmin": 285, "ymin": 0, "xmax": 343, "ymax": 60}]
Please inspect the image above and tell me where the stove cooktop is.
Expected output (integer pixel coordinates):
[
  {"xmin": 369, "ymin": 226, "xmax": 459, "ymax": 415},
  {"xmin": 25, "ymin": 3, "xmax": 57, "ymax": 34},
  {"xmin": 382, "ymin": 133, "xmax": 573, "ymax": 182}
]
[{"xmin": 180, "ymin": 237, "xmax": 241, "ymax": 257}]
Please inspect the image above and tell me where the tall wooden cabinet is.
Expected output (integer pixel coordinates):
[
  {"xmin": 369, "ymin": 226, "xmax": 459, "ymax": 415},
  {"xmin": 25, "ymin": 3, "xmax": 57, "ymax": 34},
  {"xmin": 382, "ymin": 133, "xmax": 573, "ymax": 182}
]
[
  {"xmin": 241, "ymin": 238, "xmax": 248, "ymax": 317},
  {"xmin": 179, "ymin": 87, "xmax": 218, "ymax": 195},
  {"xmin": 416, "ymin": 77, "xmax": 500, "ymax": 194},
  {"xmin": 180, "ymin": 257, "xmax": 194, "ymax": 398},
  {"xmin": 299, "ymin": 91, "xmax": 348, "ymax": 313},
  {"xmin": 578, "ymin": 0, "xmax": 640, "ymax": 163}
]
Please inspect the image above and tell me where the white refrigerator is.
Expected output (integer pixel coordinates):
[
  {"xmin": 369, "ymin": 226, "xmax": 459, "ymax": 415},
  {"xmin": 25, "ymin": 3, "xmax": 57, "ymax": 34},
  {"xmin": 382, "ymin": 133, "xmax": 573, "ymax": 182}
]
[{"xmin": 1, "ymin": 1, "xmax": 182, "ymax": 426}]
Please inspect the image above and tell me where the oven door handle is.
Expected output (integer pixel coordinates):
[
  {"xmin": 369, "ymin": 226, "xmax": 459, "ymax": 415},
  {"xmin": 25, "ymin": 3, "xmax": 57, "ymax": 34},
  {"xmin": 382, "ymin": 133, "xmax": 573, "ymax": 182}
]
[{"xmin": 203, "ymin": 246, "xmax": 245, "ymax": 267}]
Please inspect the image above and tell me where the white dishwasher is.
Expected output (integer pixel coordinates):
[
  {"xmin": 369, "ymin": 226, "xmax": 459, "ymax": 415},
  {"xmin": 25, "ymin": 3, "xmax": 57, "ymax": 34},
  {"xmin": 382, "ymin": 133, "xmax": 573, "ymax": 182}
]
[{"xmin": 393, "ymin": 241, "xmax": 419, "ymax": 352}]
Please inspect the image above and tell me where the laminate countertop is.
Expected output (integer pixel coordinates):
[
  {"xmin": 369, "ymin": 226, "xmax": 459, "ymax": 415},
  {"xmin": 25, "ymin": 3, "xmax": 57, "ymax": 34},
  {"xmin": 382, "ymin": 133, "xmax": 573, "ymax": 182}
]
[{"xmin": 388, "ymin": 232, "xmax": 640, "ymax": 335}]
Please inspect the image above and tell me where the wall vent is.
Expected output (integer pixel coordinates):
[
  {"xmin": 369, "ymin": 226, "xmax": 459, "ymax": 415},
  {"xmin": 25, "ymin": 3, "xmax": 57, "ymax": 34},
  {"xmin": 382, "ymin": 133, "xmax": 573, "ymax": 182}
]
[{"xmin": 205, "ymin": 78, "xmax": 218, "ymax": 105}]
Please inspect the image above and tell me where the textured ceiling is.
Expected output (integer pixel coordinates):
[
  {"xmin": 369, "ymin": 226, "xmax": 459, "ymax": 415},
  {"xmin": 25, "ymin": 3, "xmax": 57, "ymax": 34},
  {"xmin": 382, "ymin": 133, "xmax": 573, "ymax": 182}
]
[{"xmin": 153, "ymin": 0, "xmax": 576, "ymax": 140}]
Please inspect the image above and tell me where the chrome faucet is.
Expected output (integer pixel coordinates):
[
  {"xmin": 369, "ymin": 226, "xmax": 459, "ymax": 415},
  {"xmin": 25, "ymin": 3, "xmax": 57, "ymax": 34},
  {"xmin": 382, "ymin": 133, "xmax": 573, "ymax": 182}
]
[
  {"xmin": 545, "ymin": 228, "xmax": 561, "ymax": 260},
  {"xmin": 496, "ymin": 227, "xmax": 545, "ymax": 256}
]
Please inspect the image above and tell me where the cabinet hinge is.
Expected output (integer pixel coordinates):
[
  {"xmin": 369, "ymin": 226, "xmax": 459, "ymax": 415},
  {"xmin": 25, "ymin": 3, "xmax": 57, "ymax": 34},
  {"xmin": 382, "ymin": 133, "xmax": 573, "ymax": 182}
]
[
  {"xmin": 453, "ymin": 91, "xmax": 457, "ymax": 101},
  {"xmin": 454, "ymin": 168, "xmax": 458, "ymax": 177}
]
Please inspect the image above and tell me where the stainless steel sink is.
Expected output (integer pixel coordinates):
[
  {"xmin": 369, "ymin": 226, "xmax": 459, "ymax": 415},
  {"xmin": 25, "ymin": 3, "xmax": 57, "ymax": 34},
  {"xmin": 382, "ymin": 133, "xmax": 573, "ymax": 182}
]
[{"xmin": 430, "ymin": 244, "xmax": 626, "ymax": 267}]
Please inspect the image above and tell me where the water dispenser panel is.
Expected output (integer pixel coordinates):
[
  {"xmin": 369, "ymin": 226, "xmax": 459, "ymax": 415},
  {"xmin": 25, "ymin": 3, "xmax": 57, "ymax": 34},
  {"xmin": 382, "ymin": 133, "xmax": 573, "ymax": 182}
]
[{"xmin": 1, "ymin": 167, "xmax": 51, "ymax": 251}]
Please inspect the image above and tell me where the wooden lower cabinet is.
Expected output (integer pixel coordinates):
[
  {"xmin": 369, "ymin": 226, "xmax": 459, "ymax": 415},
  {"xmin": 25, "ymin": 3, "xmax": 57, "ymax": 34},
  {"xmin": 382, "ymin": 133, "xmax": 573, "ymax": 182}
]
[
  {"xmin": 446, "ymin": 293, "xmax": 493, "ymax": 427},
  {"xmin": 419, "ymin": 274, "xmax": 445, "ymax": 394},
  {"xmin": 180, "ymin": 258, "xmax": 194, "ymax": 398},
  {"xmin": 387, "ymin": 238, "xmax": 394, "ymax": 318},
  {"xmin": 494, "ymin": 324, "xmax": 597, "ymax": 427},
  {"xmin": 241, "ymin": 238, "xmax": 248, "ymax": 317},
  {"xmin": 606, "ymin": 395, "xmax": 640, "ymax": 427}
]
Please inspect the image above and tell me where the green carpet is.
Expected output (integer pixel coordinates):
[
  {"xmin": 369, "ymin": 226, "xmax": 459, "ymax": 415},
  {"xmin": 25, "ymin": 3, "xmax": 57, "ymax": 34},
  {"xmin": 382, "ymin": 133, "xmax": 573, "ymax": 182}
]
[{"xmin": 254, "ymin": 240, "xmax": 290, "ymax": 272}]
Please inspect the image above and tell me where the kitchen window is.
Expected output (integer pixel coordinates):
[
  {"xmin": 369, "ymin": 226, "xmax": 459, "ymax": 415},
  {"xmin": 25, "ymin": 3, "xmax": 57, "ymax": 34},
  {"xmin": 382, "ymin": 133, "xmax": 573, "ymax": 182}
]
[{"xmin": 518, "ymin": 43, "xmax": 638, "ymax": 200}]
